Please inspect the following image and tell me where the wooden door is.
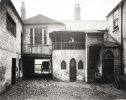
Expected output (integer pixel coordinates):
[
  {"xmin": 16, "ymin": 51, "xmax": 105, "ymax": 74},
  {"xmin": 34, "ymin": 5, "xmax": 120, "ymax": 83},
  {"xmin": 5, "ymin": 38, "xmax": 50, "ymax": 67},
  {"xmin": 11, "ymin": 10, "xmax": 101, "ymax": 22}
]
[
  {"xmin": 12, "ymin": 58, "xmax": 16, "ymax": 85},
  {"xmin": 103, "ymin": 50, "xmax": 114, "ymax": 80},
  {"xmin": 70, "ymin": 58, "xmax": 76, "ymax": 82}
]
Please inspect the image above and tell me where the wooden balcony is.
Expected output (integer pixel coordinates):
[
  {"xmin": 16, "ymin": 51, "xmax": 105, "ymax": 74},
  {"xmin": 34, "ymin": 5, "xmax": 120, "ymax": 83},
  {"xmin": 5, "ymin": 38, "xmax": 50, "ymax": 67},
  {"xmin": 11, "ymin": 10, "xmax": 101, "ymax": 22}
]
[
  {"xmin": 22, "ymin": 44, "xmax": 52, "ymax": 55},
  {"xmin": 53, "ymin": 42, "xmax": 85, "ymax": 50}
]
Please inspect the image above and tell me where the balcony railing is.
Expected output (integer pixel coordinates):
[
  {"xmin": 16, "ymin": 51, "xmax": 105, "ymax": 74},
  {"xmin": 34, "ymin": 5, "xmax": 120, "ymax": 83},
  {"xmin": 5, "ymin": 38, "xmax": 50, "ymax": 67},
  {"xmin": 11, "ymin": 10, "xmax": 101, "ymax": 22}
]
[
  {"xmin": 22, "ymin": 44, "xmax": 52, "ymax": 55},
  {"xmin": 53, "ymin": 42, "xmax": 85, "ymax": 50}
]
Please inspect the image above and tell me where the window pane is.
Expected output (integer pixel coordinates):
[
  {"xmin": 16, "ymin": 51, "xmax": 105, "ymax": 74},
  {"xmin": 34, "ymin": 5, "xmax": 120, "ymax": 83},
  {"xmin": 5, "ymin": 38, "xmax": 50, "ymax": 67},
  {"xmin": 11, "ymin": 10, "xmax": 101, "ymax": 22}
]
[
  {"xmin": 7, "ymin": 13, "xmax": 16, "ymax": 37},
  {"xmin": 61, "ymin": 61, "xmax": 66, "ymax": 69},
  {"xmin": 113, "ymin": 9, "xmax": 119, "ymax": 29},
  {"xmin": 78, "ymin": 60, "xmax": 83, "ymax": 69},
  {"xmin": 44, "ymin": 29, "xmax": 47, "ymax": 44},
  {"xmin": 35, "ymin": 28, "xmax": 42, "ymax": 44}
]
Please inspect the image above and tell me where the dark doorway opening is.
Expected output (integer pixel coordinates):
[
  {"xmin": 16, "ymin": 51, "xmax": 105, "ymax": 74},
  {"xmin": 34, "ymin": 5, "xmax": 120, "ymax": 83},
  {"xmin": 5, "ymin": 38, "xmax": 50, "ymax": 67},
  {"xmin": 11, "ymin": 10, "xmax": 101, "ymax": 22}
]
[
  {"xmin": 42, "ymin": 61, "xmax": 50, "ymax": 72},
  {"xmin": 70, "ymin": 58, "xmax": 76, "ymax": 82},
  {"xmin": 88, "ymin": 46, "xmax": 101, "ymax": 82},
  {"xmin": 103, "ymin": 50, "xmax": 114, "ymax": 83},
  {"xmin": 11, "ymin": 58, "xmax": 16, "ymax": 85},
  {"xmin": 22, "ymin": 56, "xmax": 52, "ymax": 80}
]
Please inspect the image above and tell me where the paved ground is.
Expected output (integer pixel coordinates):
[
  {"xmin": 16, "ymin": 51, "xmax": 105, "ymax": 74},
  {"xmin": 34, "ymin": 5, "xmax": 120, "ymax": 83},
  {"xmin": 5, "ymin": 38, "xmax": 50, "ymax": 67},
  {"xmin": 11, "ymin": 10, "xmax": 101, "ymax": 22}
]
[{"xmin": 0, "ymin": 79, "xmax": 126, "ymax": 100}]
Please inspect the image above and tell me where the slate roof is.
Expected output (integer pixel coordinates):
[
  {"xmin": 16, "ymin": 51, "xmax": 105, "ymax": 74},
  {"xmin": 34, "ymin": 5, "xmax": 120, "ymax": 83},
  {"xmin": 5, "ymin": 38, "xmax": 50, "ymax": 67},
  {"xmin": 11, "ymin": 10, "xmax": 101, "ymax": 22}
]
[
  {"xmin": 59, "ymin": 20, "xmax": 107, "ymax": 30},
  {"xmin": 23, "ymin": 14, "xmax": 65, "ymax": 25}
]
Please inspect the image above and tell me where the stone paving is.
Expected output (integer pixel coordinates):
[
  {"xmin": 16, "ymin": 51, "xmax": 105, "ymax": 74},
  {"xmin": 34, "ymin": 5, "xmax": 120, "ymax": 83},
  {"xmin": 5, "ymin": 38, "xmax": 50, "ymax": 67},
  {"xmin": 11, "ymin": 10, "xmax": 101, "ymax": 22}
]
[{"xmin": 0, "ymin": 79, "xmax": 126, "ymax": 100}]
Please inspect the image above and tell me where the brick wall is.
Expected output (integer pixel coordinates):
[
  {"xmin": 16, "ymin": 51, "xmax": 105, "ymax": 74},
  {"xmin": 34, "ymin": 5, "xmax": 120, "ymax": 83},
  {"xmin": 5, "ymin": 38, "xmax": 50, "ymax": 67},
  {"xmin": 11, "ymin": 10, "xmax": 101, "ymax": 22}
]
[{"xmin": 0, "ymin": 0, "xmax": 23, "ymax": 93}]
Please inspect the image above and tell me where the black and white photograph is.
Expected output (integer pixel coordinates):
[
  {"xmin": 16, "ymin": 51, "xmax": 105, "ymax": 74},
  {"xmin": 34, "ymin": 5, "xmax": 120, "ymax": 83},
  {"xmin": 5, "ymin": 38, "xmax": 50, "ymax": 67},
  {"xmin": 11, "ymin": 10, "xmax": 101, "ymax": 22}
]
[{"xmin": 0, "ymin": 0, "xmax": 126, "ymax": 99}]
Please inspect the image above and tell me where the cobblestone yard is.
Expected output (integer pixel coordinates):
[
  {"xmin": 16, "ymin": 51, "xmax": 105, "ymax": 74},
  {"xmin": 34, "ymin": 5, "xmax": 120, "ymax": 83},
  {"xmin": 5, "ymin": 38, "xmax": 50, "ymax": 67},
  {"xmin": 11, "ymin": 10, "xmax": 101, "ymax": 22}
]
[{"xmin": 0, "ymin": 79, "xmax": 126, "ymax": 100}]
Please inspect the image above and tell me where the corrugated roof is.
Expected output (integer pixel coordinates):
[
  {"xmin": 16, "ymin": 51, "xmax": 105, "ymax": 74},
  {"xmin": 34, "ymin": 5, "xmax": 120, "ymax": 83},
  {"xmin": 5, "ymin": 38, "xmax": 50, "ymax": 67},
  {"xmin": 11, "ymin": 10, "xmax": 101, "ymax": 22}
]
[
  {"xmin": 23, "ymin": 14, "xmax": 65, "ymax": 25},
  {"xmin": 59, "ymin": 20, "xmax": 107, "ymax": 30}
]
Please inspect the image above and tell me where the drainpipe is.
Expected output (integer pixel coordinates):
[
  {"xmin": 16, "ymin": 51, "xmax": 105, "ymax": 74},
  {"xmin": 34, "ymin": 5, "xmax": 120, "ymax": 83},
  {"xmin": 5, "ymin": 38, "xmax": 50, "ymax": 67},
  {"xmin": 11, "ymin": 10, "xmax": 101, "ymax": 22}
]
[{"xmin": 121, "ymin": 0, "xmax": 124, "ymax": 75}]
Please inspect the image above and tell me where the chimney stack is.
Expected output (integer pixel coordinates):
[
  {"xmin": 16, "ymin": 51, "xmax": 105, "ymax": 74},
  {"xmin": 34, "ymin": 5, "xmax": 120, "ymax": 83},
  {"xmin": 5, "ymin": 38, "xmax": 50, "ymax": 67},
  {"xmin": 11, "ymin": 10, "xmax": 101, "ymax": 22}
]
[
  {"xmin": 21, "ymin": 1, "xmax": 26, "ymax": 20},
  {"xmin": 74, "ymin": 3, "xmax": 81, "ymax": 20}
]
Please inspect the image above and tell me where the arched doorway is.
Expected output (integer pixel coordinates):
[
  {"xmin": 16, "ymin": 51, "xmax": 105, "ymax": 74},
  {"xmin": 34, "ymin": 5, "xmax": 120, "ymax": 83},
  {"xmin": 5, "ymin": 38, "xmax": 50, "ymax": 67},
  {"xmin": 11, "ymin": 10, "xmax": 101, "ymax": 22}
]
[
  {"xmin": 70, "ymin": 58, "xmax": 76, "ymax": 82},
  {"xmin": 103, "ymin": 50, "xmax": 114, "ymax": 81}
]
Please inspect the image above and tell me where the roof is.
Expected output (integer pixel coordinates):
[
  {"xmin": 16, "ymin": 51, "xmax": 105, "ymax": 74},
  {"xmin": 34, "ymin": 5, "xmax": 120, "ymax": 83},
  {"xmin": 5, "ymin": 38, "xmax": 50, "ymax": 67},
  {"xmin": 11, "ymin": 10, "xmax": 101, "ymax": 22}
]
[
  {"xmin": 104, "ymin": 41, "xmax": 119, "ymax": 48},
  {"xmin": 59, "ymin": 20, "xmax": 107, "ymax": 30},
  {"xmin": 52, "ymin": 30, "xmax": 106, "ymax": 33},
  {"xmin": 23, "ymin": 14, "xmax": 65, "ymax": 25},
  {"xmin": 6, "ymin": 0, "xmax": 23, "ymax": 24},
  {"xmin": 106, "ymin": 0, "xmax": 122, "ymax": 17},
  {"xmin": 50, "ymin": 30, "xmax": 106, "ymax": 37}
]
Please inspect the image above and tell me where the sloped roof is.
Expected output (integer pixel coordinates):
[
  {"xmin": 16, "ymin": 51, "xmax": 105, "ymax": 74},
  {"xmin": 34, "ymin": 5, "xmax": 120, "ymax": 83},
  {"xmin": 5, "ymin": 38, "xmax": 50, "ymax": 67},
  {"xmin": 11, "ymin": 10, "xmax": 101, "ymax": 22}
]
[
  {"xmin": 104, "ymin": 41, "xmax": 119, "ymax": 48},
  {"xmin": 59, "ymin": 20, "xmax": 107, "ymax": 30},
  {"xmin": 104, "ymin": 33, "xmax": 120, "ymax": 47},
  {"xmin": 106, "ymin": 0, "xmax": 122, "ymax": 17},
  {"xmin": 23, "ymin": 14, "xmax": 64, "ymax": 25},
  {"xmin": 6, "ymin": 0, "xmax": 23, "ymax": 24},
  {"xmin": 50, "ymin": 30, "xmax": 106, "ymax": 37}
]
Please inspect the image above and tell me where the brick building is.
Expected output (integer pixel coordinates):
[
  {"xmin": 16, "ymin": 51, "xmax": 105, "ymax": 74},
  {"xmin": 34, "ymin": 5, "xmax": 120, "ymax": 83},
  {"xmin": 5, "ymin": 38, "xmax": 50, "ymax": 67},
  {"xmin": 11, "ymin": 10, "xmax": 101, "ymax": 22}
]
[
  {"xmin": 0, "ymin": 0, "xmax": 125, "ymax": 93},
  {"xmin": 106, "ymin": 0, "xmax": 126, "ymax": 75},
  {"xmin": 21, "ymin": 2, "xmax": 122, "ymax": 82},
  {"xmin": 0, "ymin": 0, "xmax": 23, "ymax": 93}
]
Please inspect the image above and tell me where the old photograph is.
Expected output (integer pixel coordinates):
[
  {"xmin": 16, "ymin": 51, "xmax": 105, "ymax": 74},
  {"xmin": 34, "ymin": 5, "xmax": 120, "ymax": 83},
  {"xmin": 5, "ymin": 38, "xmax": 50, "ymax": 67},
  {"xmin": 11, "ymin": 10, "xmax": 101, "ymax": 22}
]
[{"xmin": 0, "ymin": 0, "xmax": 126, "ymax": 99}]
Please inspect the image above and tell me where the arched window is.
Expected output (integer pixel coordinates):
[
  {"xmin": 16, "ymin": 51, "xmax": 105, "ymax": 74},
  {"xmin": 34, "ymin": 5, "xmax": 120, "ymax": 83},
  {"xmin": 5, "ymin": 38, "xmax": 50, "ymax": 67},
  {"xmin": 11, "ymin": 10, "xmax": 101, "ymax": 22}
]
[
  {"xmin": 61, "ymin": 61, "xmax": 66, "ymax": 69},
  {"xmin": 78, "ymin": 60, "xmax": 83, "ymax": 69},
  {"xmin": 104, "ymin": 50, "xmax": 114, "ymax": 59}
]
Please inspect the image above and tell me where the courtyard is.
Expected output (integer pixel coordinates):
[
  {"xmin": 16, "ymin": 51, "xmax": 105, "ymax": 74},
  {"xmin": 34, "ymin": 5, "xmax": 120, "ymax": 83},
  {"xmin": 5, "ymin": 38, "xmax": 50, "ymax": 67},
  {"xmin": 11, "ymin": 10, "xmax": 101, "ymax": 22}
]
[{"xmin": 0, "ymin": 79, "xmax": 126, "ymax": 100}]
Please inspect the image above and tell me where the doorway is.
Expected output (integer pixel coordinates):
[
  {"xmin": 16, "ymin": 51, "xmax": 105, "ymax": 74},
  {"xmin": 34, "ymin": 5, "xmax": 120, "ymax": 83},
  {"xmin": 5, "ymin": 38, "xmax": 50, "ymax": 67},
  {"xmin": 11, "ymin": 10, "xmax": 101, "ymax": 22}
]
[
  {"xmin": 103, "ymin": 50, "xmax": 114, "ymax": 82},
  {"xmin": 70, "ymin": 58, "xmax": 76, "ymax": 82},
  {"xmin": 88, "ymin": 46, "xmax": 101, "ymax": 82},
  {"xmin": 12, "ymin": 58, "xmax": 16, "ymax": 85}
]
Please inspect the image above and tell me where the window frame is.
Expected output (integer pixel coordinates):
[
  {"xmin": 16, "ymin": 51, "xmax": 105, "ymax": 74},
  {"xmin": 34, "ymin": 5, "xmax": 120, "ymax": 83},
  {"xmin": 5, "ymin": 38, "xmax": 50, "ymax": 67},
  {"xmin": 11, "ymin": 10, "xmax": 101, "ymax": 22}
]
[
  {"xmin": 113, "ymin": 9, "xmax": 119, "ymax": 30},
  {"xmin": 78, "ymin": 60, "xmax": 83, "ymax": 69},
  {"xmin": 6, "ymin": 13, "xmax": 16, "ymax": 37},
  {"xmin": 61, "ymin": 60, "xmax": 66, "ymax": 70},
  {"xmin": 44, "ymin": 29, "xmax": 47, "ymax": 45},
  {"xmin": 34, "ymin": 28, "xmax": 42, "ymax": 45}
]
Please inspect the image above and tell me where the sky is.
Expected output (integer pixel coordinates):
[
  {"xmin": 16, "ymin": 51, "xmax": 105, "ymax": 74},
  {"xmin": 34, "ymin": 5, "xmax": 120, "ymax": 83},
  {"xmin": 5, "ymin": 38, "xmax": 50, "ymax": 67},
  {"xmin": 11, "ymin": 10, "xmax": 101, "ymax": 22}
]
[{"xmin": 11, "ymin": 0, "xmax": 121, "ymax": 20}]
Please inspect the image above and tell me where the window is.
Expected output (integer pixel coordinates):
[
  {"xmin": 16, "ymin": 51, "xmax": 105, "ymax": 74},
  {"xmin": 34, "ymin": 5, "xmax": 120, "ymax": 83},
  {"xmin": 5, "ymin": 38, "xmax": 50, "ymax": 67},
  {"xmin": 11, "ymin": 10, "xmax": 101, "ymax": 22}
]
[
  {"xmin": 7, "ymin": 13, "xmax": 16, "ymax": 37},
  {"xmin": 113, "ymin": 9, "xmax": 119, "ymax": 30},
  {"xmin": 78, "ymin": 60, "xmax": 83, "ymax": 69},
  {"xmin": 30, "ymin": 28, "xmax": 33, "ymax": 44},
  {"xmin": 44, "ymin": 29, "xmax": 47, "ymax": 44},
  {"xmin": 34, "ymin": 28, "xmax": 42, "ymax": 44},
  {"xmin": 61, "ymin": 61, "xmax": 66, "ymax": 69},
  {"xmin": 30, "ymin": 28, "xmax": 47, "ymax": 45}
]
